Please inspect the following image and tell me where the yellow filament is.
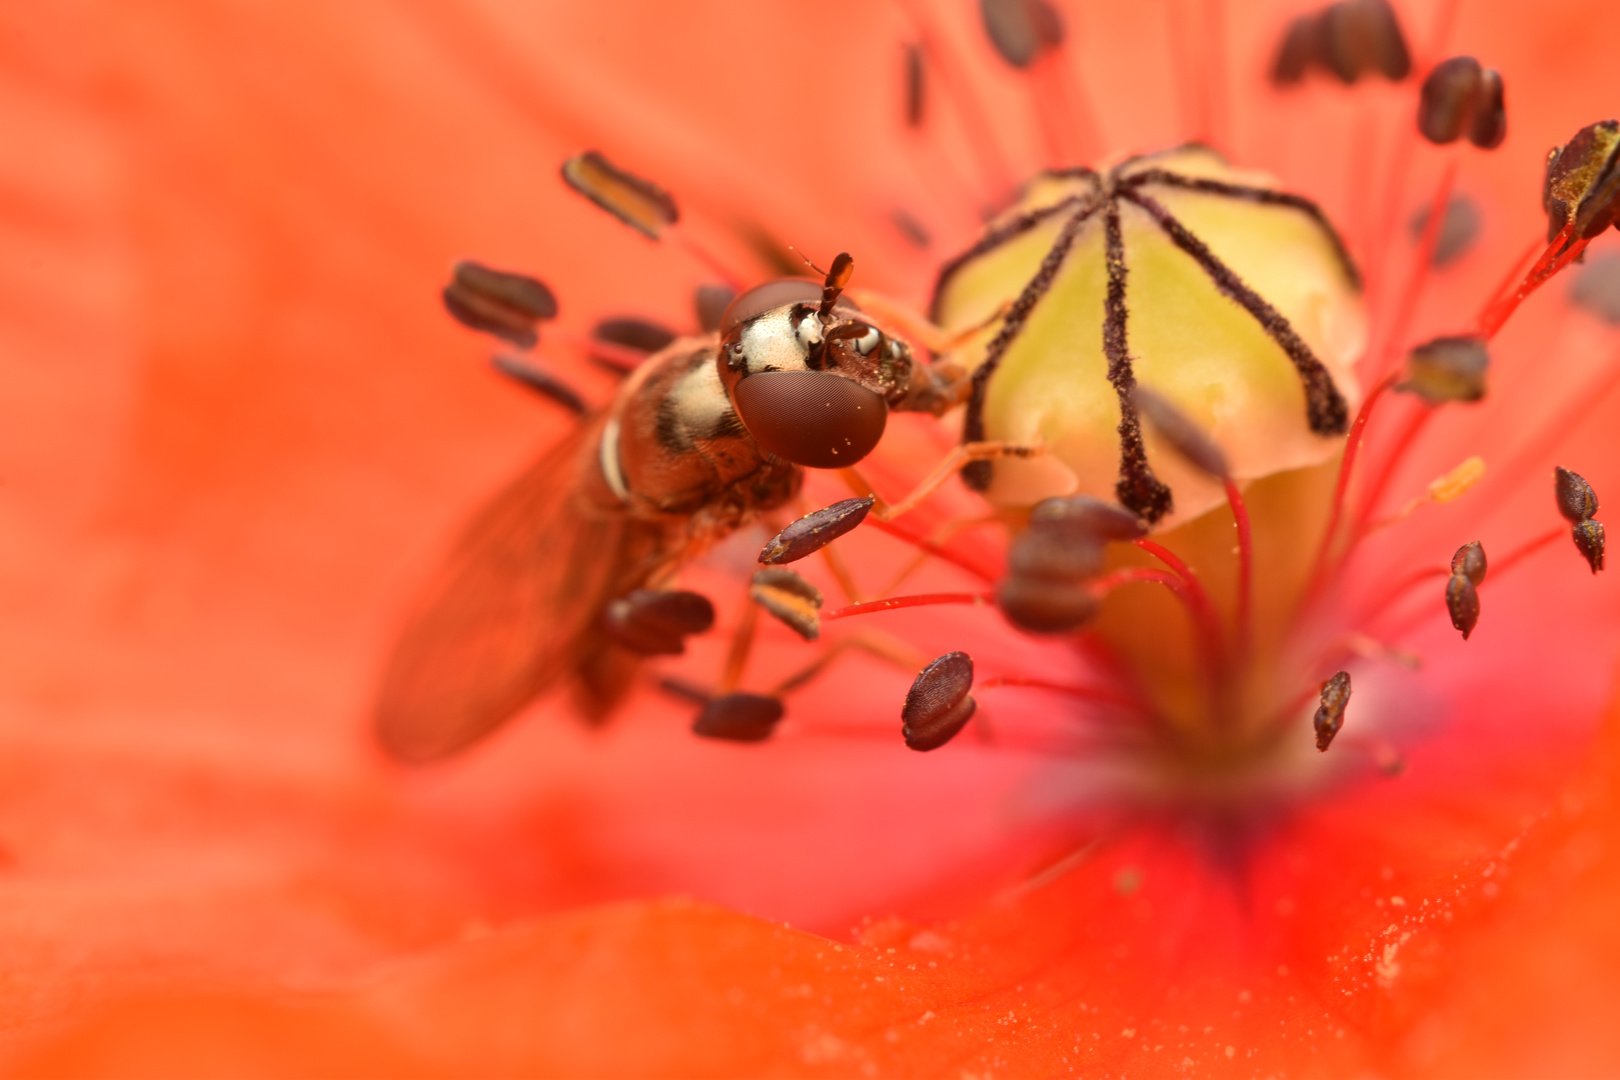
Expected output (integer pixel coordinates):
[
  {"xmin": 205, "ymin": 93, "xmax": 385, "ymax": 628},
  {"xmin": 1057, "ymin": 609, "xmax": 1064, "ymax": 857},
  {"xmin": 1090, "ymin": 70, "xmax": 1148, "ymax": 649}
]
[
  {"xmin": 1426, "ymin": 455, "xmax": 1486, "ymax": 503},
  {"xmin": 1368, "ymin": 455, "xmax": 1488, "ymax": 533}
]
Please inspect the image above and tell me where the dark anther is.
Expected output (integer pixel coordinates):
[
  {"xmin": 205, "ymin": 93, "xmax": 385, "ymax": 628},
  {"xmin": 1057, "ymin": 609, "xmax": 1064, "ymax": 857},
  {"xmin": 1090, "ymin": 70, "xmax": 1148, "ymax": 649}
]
[
  {"xmin": 601, "ymin": 589, "xmax": 715, "ymax": 655},
  {"xmin": 749, "ymin": 569, "xmax": 823, "ymax": 642},
  {"xmin": 1554, "ymin": 466, "xmax": 1599, "ymax": 524},
  {"xmin": 1131, "ymin": 386, "xmax": 1230, "ymax": 479},
  {"xmin": 1450, "ymin": 539, "xmax": 1487, "ymax": 587},
  {"xmin": 1571, "ymin": 254, "xmax": 1620, "ymax": 325},
  {"xmin": 1417, "ymin": 56, "xmax": 1481, "ymax": 144},
  {"xmin": 1006, "ymin": 520, "xmax": 1106, "ymax": 583},
  {"xmin": 1409, "ymin": 195, "xmax": 1482, "ymax": 268},
  {"xmin": 1028, "ymin": 494, "xmax": 1149, "ymax": 539},
  {"xmin": 560, "ymin": 150, "xmax": 680, "ymax": 241},
  {"xmin": 980, "ymin": 0, "xmax": 1064, "ymax": 69},
  {"xmin": 891, "ymin": 208, "xmax": 932, "ymax": 250},
  {"xmin": 1271, "ymin": 15, "xmax": 1324, "ymax": 86},
  {"xmin": 441, "ymin": 261, "xmax": 558, "ymax": 348},
  {"xmin": 1445, "ymin": 571, "xmax": 1481, "ymax": 641},
  {"xmin": 1321, "ymin": 0, "xmax": 1411, "ymax": 83},
  {"xmin": 901, "ymin": 652, "xmax": 976, "ymax": 752},
  {"xmin": 1313, "ymin": 670, "xmax": 1352, "ymax": 752},
  {"xmin": 1573, "ymin": 518, "xmax": 1607, "ymax": 573},
  {"xmin": 998, "ymin": 495, "xmax": 1143, "ymax": 634},
  {"xmin": 759, "ymin": 497, "xmax": 874, "ymax": 565},
  {"xmin": 692, "ymin": 693, "xmax": 785, "ymax": 743},
  {"xmin": 592, "ymin": 317, "xmax": 676, "ymax": 355},
  {"xmin": 1395, "ymin": 335, "xmax": 1489, "ymax": 404},
  {"xmin": 1573, "ymin": 519, "xmax": 1606, "ymax": 574},
  {"xmin": 904, "ymin": 43, "xmax": 926, "ymax": 128},
  {"xmin": 732, "ymin": 370, "xmax": 888, "ymax": 469},
  {"xmin": 1270, "ymin": 0, "xmax": 1408, "ymax": 87},
  {"xmin": 1543, "ymin": 120, "xmax": 1620, "ymax": 244},
  {"xmin": 490, "ymin": 355, "xmax": 588, "ymax": 415},
  {"xmin": 1554, "ymin": 466, "xmax": 1604, "ymax": 573},
  {"xmin": 1469, "ymin": 68, "xmax": 1507, "ymax": 150},
  {"xmin": 694, "ymin": 284, "xmax": 736, "ymax": 334},
  {"xmin": 1416, "ymin": 57, "xmax": 1505, "ymax": 149},
  {"xmin": 997, "ymin": 576, "xmax": 1099, "ymax": 635}
]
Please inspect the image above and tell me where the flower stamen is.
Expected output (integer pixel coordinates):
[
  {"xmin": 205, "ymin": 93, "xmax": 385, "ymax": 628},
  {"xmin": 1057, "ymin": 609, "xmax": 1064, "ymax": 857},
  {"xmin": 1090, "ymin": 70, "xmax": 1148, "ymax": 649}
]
[
  {"xmin": 1368, "ymin": 156, "xmax": 1459, "ymax": 382},
  {"xmin": 821, "ymin": 591, "xmax": 995, "ymax": 622},
  {"xmin": 560, "ymin": 149, "xmax": 748, "ymax": 287},
  {"xmin": 1133, "ymin": 536, "xmax": 1227, "ymax": 679},
  {"xmin": 441, "ymin": 260, "xmax": 558, "ymax": 347},
  {"xmin": 1313, "ymin": 670, "xmax": 1353, "ymax": 751},
  {"xmin": 975, "ymin": 674, "xmax": 1138, "ymax": 711},
  {"xmin": 901, "ymin": 651, "xmax": 977, "ymax": 751},
  {"xmin": 861, "ymin": 515, "xmax": 998, "ymax": 583},
  {"xmin": 1476, "ymin": 222, "xmax": 1592, "ymax": 338},
  {"xmin": 489, "ymin": 354, "xmax": 590, "ymax": 416},
  {"xmin": 1309, "ymin": 369, "xmax": 1398, "ymax": 595},
  {"xmin": 893, "ymin": 0, "xmax": 1016, "ymax": 203},
  {"xmin": 1362, "ymin": 454, "xmax": 1485, "ymax": 534}
]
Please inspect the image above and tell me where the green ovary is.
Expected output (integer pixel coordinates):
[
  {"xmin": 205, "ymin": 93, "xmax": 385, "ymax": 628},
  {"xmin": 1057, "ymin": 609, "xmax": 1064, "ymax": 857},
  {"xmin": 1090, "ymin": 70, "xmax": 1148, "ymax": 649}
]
[{"xmin": 934, "ymin": 147, "xmax": 1365, "ymax": 753}]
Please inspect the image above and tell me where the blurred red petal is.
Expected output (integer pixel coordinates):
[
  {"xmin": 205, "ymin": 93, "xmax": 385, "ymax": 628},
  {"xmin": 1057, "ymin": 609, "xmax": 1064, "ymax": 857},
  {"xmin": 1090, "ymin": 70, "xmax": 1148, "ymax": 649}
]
[{"xmin": 20, "ymin": 691, "xmax": 1620, "ymax": 1075}]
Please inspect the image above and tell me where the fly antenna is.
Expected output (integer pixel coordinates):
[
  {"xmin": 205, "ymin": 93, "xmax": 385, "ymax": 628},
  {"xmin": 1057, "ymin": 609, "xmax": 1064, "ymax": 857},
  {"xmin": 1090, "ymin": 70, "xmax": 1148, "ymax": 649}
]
[
  {"xmin": 818, "ymin": 252, "xmax": 855, "ymax": 323},
  {"xmin": 787, "ymin": 245, "xmax": 827, "ymax": 277}
]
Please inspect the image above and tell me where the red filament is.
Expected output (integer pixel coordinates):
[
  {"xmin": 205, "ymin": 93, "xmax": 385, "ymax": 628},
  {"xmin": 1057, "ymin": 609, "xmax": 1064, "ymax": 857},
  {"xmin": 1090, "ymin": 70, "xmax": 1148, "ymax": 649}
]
[
  {"xmin": 1477, "ymin": 224, "xmax": 1592, "ymax": 339},
  {"xmin": 1133, "ymin": 537, "xmax": 1227, "ymax": 673},
  {"xmin": 1373, "ymin": 156, "xmax": 1459, "ymax": 382},
  {"xmin": 822, "ymin": 591, "xmax": 995, "ymax": 622},
  {"xmin": 976, "ymin": 675, "xmax": 1139, "ymax": 711},
  {"xmin": 862, "ymin": 516, "xmax": 998, "ymax": 583},
  {"xmin": 1224, "ymin": 475, "xmax": 1252, "ymax": 656},
  {"xmin": 1309, "ymin": 370, "xmax": 1399, "ymax": 596}
]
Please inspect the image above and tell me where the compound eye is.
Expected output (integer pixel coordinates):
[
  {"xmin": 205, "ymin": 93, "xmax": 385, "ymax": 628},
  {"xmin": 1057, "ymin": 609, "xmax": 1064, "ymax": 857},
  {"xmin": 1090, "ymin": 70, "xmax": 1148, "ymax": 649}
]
[
  {"xmin": 720, "ymin": 278, "xmax": 865, "ymax": 335},
  {"xmin": 720, "ymin": 279, "xmax": 823, "ymax": 334},
  {"xmin": 732, "ymin": 370, "xmax": 888, "ymax": 468}
]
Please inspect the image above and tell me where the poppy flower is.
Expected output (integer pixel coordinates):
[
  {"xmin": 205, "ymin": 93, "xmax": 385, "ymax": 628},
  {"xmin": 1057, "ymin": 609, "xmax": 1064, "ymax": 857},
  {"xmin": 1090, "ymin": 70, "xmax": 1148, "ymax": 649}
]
[{"xmin": 6, "ymin": 0, "xmax": 1620, "ymax": 1075}]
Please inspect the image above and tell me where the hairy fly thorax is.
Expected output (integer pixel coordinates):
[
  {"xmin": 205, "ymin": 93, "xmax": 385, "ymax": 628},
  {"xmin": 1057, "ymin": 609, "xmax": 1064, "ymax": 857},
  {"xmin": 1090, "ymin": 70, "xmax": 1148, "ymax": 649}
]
[{"xmin": 594, "ymin": 338, "xmax": 800, "ymax": 523}]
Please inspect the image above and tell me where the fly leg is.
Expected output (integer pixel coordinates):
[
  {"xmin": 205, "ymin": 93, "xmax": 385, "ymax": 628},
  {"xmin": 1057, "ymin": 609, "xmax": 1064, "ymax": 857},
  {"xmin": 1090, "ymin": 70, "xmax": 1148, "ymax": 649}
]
[
  {"xmin": 765, "ymin": 631, "xmax": 927, "ymax": 697},
  {"xmin": 687, "ymin": 578, "xmax": 919, "ymax": 744},
  {"xmin": 685, "ymin": 591, "xmax": 790, "ymax": 743},
  {"xmin": 848, "ymin": 288, "xmax": 1009, "ymax": 416},
  {"xmin": 847, "ymin": 288, "xmax": 1009, "ymax": 357},
  {"xmin": 717, "ymin": 594, "xmax": 760, "ymax": 694},
  {"xmin": 632, "ymin": 584, "xmax": 785, "ymax": 743},
  {"xmin": 841, "ymin": 441, "xmax": 1044, "ymax": 523},
  {"xmin": 873, "ymin": 514, "xmax": 1000, "ymax": 597},
  {"xmin": 769, "ymin": 635, "xmax": 985, "ymax": 753}
]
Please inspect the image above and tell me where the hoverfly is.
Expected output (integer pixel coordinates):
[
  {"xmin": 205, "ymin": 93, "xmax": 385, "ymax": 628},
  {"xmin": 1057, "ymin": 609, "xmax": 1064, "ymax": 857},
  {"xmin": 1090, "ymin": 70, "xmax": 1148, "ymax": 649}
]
[{"xmin": 374, "ymin": 253, "xmax": 963, "ymax": 763}]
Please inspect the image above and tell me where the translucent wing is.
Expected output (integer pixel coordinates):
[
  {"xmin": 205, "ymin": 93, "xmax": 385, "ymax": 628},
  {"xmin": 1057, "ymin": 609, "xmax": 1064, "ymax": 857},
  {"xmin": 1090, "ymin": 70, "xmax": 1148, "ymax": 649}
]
[{"xmin": 373, "ymin": 424, "xmax": 666, "ymax": 762}]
